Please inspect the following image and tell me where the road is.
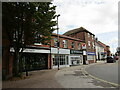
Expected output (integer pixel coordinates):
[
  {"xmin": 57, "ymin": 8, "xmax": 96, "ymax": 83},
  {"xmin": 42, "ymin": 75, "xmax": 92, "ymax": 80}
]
[{"xmin": 86, "ymin": 61, "xmax": 118, "ymax": 85}]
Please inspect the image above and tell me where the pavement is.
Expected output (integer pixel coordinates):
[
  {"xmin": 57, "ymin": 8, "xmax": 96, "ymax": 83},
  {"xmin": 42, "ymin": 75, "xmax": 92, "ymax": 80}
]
[{"xmin": 2, "ymin": 61, "xmax": 119, "ymax": 89}]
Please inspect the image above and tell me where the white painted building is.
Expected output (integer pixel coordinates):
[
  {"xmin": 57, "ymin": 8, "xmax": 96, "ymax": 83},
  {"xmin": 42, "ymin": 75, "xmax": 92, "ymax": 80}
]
[{"xmin": 95, "ymin": 41, "xmax": 105, "ymax": 60}]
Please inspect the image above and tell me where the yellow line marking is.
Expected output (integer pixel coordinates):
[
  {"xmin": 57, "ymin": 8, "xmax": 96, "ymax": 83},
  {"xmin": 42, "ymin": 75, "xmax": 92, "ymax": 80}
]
[{"xmin": 84, "ymin": 65, "xmax": 120, "ymax": 87}]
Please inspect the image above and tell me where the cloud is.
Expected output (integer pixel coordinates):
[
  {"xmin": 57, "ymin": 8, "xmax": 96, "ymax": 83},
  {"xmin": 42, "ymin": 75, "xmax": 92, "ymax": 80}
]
[{"xmin": 52, "ymin": 0, "xmax": 118, "ymax": 35}]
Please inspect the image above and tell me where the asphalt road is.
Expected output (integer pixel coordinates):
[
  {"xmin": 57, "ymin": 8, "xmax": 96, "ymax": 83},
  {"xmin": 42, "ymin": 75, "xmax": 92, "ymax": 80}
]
[{"xmin": 86, "ymin": 61, "xmax": 118, "ymax": 85}]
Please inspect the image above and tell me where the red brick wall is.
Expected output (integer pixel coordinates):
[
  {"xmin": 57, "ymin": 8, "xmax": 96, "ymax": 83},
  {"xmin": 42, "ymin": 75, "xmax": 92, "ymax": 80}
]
[
  {"xmin": 88, "ymin": 60, "xmax": 95, "ymax": 64},
  {"xmin": 51, "ymin": 35, "xmax": 83, "ymax": 50},
  {"xmin": 48, "ymin": 54, "xmax": 51, "ymax": 69}
]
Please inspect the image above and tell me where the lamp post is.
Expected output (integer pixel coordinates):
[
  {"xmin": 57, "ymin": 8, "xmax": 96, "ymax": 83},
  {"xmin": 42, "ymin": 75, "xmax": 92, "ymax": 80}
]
[{"xmin": 57, "ymin": 14, "xmax": 60, "ymax": 70}]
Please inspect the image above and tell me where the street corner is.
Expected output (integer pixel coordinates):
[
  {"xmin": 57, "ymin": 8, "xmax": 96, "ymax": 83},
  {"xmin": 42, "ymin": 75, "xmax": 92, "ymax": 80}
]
[
  {"xmin": 84, "ymin": 61, "xmax": 119, "ymax": 88},
  {"xmin": 54, "ymin": 65, "xmax": 107, "ymax": 88}
]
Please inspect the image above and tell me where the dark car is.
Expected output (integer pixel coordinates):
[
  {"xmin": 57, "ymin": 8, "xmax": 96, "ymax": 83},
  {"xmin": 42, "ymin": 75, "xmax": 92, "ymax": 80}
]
[
  {"xmin": 114, "ymin": 56, "xmax": 119, "ymax": 60},
  {"xmin": 106, "ymin": 56, "xmax": 116, "ymax": 63}
]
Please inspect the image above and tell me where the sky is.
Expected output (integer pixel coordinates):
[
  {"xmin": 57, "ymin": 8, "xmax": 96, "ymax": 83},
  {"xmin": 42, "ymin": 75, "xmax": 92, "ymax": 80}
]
[{"xmin": 52, "ymin": 0, "xmax": 119, "ymax": 54}]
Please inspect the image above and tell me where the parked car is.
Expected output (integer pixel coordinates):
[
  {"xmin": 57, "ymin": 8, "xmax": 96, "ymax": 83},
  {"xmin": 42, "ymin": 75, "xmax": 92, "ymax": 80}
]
[
  {"xmin": 106, "ymin": 56, "xmax": 116, "ymax": 63},
  {"xmin": 114, "ymin": 56, "xmax": 119, "ymax": 60}
]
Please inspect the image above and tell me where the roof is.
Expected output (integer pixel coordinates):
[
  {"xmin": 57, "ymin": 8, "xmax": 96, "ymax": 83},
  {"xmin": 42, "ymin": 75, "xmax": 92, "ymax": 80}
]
[
  {"xmin": 97, "ymin": 41, "xmax": 110, "ymax": 51},
  {"xmin": 52, "ymin": 33, "xmax": 84, "ymax": 42},
  {"xmin": 63, "ymin": 27, "xmax": 95, "ymax": 36},
  {"xmin": 95, "ymin": 41, "xmax": 104, "ymax": 48}
]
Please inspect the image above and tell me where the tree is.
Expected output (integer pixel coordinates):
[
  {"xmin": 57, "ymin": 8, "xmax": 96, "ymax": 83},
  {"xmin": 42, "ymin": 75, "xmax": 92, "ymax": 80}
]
[{"xmin": 2, "ymin": 2, "xmax": 57, "ymax": 77}]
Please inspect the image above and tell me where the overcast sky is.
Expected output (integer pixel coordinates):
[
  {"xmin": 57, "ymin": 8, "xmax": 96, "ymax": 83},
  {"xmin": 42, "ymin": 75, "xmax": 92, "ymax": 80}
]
[{"xmin": 52, "ymin": 0, "xmax": 119, "ymax": 54}]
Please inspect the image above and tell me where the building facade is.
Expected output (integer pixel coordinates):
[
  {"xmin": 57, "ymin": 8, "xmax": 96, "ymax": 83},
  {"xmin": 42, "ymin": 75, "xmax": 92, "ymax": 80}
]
[
  {"xmin": 97, "ymin": 41, "xmax": 111, "ymax": 58},
  {"xmin": 63, "ymin": 27, "xmax": 96, "ymax": 64},
  {"xmin": 2, "ymin": 32, "xmax": 85, "ymax": 79},
  {"xmin": 95, "ymin": 39, "xmax": 105, "ymax": 60},
  {"xmin": 51, "ymin": 33, "xmax": 84, "ymax": 68}
]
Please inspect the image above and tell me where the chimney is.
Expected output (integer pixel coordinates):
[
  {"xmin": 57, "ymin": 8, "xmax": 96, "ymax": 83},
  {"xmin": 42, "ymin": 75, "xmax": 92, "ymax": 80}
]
[{"xmin": 95, "ymin": 38, "xmax": 98, "ymax": 42}]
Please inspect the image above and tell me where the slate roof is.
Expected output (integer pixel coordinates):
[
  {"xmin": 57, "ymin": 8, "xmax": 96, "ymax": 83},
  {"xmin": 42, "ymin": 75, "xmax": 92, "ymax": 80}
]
[
  {"xmin": 52, "ymin": 33, "xmax": 84, "ymax": 42},
  {"xmin": 63, "ymin": 27, "xmax": 95, "ymax": 36}
]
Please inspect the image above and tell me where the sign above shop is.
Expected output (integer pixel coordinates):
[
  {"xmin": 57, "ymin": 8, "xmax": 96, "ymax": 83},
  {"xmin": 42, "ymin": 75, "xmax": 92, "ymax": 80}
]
[
  {"xmin": 70, "ymin": 50, "xmax": 83, "ymax": 54},
  {"xmin": 82, "ymin": 43, "xmax": 86, "ymax": 49},
  {"xmin": 87, "ymin": 52, "xmax": 96, "ymax": 55}
]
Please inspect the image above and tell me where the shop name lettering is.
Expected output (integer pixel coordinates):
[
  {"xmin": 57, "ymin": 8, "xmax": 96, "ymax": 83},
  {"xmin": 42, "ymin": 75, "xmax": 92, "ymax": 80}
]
[
  {"xmin": 70, "ymin": 50, "xmax": 83, "ymax": 54},
  {"xmin": 25, "ymin": 49, "xmax": 35, "ymax": 52}
]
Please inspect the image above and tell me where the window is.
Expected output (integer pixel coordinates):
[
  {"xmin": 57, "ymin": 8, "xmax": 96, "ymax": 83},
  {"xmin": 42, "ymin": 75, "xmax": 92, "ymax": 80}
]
[
  {"xmin": 53, "ymin": 55, "xmax": 69, "ymax": 66},
  {"xmin": 87, "ymin": 55, "xmax": 94, "ymax": 60},
  {"xmin": 92, "ymin": 35, "xmax": 94, "ymax": 40},
  {"xmin": 78, "ymin": 43, "xmax": 81, "ymax": 50},
  {"xmin": 92, "ymin": 42, "xmax": 95, "ymax": 49},
  {"xmin": 70, "ymin": 56, "xmax": 80, "ymax": 65},
  {"xmin": 63, "ymin": 40, "xmax": 67, "ymax": 48},
  {"xmin": 54, "ymin": 38, "xmax": 58, "ymax": 47},
  {"xmin": 71, "ymin": 42, "xmax": 75, "ymax": 49},
  {"xmin": 34, "ymin": 34, "xmax": 41, "ymax": 44},
  {"xmin": 88, "ymin": 33, "xmax": 90, "ymax": 37},
  {"xmin": 88, "ymin": 41, "xmax": 91, "ymax": 46}
]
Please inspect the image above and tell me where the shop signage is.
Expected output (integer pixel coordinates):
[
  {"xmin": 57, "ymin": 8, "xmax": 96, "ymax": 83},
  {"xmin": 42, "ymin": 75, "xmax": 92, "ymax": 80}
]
[
  {"xmin": 83, "ymin": 51, "xmax": 87, "ymax": 55},
  {"xmin": 70, "ymin": 50, "xmax": 83, "ymax": 54},
  {"xmin": 87, "ymin": 52, "xmax": 96, "ymax": 55},
  {"xmin": 82, "ymin": 43, "xmax": 86, "ymax": 49}
]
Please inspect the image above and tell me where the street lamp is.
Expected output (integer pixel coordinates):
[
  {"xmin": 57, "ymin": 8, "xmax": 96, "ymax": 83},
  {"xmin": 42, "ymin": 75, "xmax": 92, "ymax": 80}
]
[{"xmin": 57, "ymin": 14, "xmax": 60, "ymax": 70}]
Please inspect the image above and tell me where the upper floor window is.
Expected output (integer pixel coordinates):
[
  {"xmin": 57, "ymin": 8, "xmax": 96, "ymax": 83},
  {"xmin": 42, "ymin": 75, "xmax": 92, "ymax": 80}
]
[
  {"xmin": 71, "ymin": 42, "xmax": 75, "ymax": 49},
  {"xmin": 88, "ymin": 41, "xmax": 91, "ymax": 47},
  {"xmin": 54, "ymin": 38, "xmax": 58, "ymax": 47},
  {"xmin": 92, "ymin": 42, "xmax": 95, "ymax": 49},
  {"xmin": 88, "ymin": 33, "xmax": 90, "ymax": 37},
  {"xmin": 63, "ymin": 40, "xmax": 67, "ymax": 48},
  {"xmin": 78, "ymin": 43, "xmax": 81, "ymax": 50},
  {"xmin": 92, "ymin": 35, "xmax": 94, "ymax": 40},
  {"xmin": 34, "ymin": 34, "xmax": 43, "ymax": 45}
]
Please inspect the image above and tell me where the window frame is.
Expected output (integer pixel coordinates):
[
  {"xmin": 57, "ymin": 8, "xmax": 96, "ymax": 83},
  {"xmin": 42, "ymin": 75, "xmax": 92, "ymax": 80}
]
[
  {"xmin": 63, "ymin": 40, "xmax": 68, "ymax": 48},
  {"xmin": 71, "ymin": 42, "xmax": 75, "ymax": 49}
]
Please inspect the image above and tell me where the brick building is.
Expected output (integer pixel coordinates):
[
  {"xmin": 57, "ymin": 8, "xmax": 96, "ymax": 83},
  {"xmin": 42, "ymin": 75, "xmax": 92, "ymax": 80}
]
[
  {"xmin": 51, "ymin": 33, "xmax": 84, "ymax": 68},
  {"xmin": 2, "ymin": 32, "xmax": 85, "ymax": 79},
  {"xmin": 63, "ymin": 27, "xmax": 96, "ymax": 64}
]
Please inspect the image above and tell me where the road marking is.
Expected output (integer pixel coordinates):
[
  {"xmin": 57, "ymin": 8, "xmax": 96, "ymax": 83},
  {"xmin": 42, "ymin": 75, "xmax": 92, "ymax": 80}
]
[{"xmin": 83, "ymin": 65, "xmax": 120, "ymax": 87}]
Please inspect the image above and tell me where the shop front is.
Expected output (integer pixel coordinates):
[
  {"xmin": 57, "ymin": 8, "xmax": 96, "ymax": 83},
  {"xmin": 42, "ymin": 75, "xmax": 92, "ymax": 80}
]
[
  {"xmin": 70, "ymin": 50, "xmax": 83, "ymax": 66},
  {"xmin": 10, "ymin": 47, "xmax": 50, "ymax": 71},
  {"xmin": 87, "ymin": 52, "xmax": 96, "ymax": 64},
  {"xmin": 51, "ymin": 47, "xmax": 70, "ymax": 69},
  {"xmin": 101, "ymin": 52, "xmax": 107, "ymax": 60}
]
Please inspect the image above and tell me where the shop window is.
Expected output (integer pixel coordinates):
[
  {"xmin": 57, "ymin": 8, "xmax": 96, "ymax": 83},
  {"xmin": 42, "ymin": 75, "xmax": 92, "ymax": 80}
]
[
  {"xmin": 53, "ymin": 55, "xmax": 69, "ymax": 66},
  {"xmin": 70, "ymin": 56, "xmax": 80, "ymax": 65},
  {"xmin": 87, "ymin": 55, "xmax": 94, "ymax": 60},
  {"xmin": 63, "ymin": 40, "xmax": 67, "ymax": 48}
]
